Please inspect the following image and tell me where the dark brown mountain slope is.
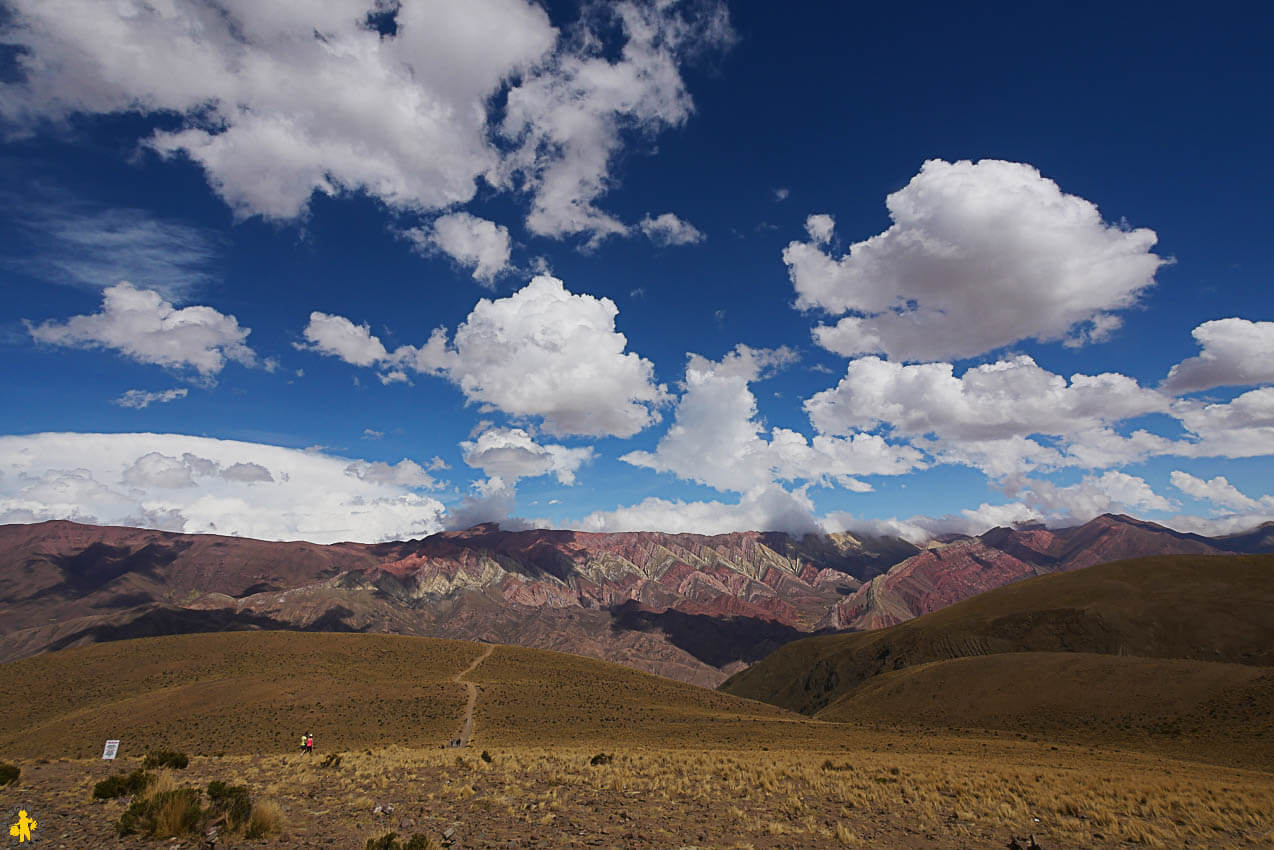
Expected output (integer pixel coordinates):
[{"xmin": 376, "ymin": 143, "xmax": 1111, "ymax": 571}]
[{"xmin": 720, "ymin": 553, "xmax": 1274, "ymax": 714}]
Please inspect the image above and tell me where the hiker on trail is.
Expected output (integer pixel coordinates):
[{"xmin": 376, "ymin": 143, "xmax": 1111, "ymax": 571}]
[
  {"xmin": 300, "ymin": 733, "xmax": 307, "ymax": 753},
  {"xmin": 305, "ymin": 733, "xmax": 314, "ymax": 754}
]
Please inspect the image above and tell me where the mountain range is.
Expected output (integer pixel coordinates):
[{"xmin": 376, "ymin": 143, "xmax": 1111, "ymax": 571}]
[{"xmin": 1, "ymin": 514, "xmax": 1270, "ymax": 686}]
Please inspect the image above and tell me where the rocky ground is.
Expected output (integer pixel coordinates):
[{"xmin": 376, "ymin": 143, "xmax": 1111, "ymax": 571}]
[{"xmin": 5, "ymin": 733, "xmax": 1273, "ymax": 849}]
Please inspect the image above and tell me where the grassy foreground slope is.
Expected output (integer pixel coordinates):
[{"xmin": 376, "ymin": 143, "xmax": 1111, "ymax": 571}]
[
  {"xmin": 721, "ymin": 553, "xmax": 1274, "ymax": 715},
  {"xmin": 0, "ymin": 630, "xmax": 804, "ymax": 760},
  {"xmin": 0, "ymin": 632, "xmax": 472, "ymax": 759}
]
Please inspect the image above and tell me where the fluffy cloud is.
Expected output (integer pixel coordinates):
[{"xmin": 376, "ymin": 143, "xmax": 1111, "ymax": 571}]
[
  {"xmin": 622, "ymin": 345, "xmax": 923, "ymax": 493},
  {"xmin": 497, "ymin": 2, "xmax": 734, "ymax": 241},
  {"xmin": 1172, "ymin": 388, "xmax": 1274, "ymax": 458},
  {"xmin": 407, "ymin": 213, "xmax": 511, "ymax": 285},
  {"xmin": 1018, "ymin": 471, "xmax": 1177, "ymax": 521},
  {"xmin": 806, "ymin": 355, "xmax": 1170, "ymax": 478},
  {"xmin": 460, "ymin": 427, "xmax": 594, "ymax": 485},
  {"xmin": 1, "ymin": 0, "xmax": 729, "ymax": 244},
  {"xmin": 639, "ymin": 212, "xmax": 705, "ymax": 246},
  {"xmin": 783, "ymin": 159, "xmax": 1165, "ymax": 361},
  {"xmin": 443, "ymin": 476, "xmax": 520, "ymax": 531},
  {"xmin": 300, "ymin": 313, "xmax": 390, "ymax": 367},
  {"xmin": 344, "ymin": 458, "xmax": 439, "ymax": 489},
  {"xmin": 821, "ymin": 501, "xmax": 1044, "ymax": 544},
  {"xmin": 1169, "ymin": 470, "xmax": 1272, "ymax": 513},
  {"xmin": 0, "ymin": 433, "xmax": 446, "ymax": 543},
  {"xmin": 301, "ymin": 275, "xmax": 670, "ymax": 438},
  {"xmin": 27, "ymin": 283, "xmax": 256, "ymax": 377},
  {"xmin": 1162, "ymin": 318, "xmax": 1274, "ymax": 393},
  {"xmin": 573, "ymin": 484, "xmax": 823, "ymax": 536},
  {"xmin": 114, "ymin": 388, "xmax": 188, "ymax": 409}
]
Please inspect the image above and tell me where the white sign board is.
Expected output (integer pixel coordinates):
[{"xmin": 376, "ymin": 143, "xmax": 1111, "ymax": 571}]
[{"xmin": 102, "ymin": 740, "xmax": 120, "ymax": 760}]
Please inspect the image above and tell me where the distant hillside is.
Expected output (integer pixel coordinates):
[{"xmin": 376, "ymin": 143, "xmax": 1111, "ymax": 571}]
[
  {"xmin": 721, "ymin": 553, "xmax": 1274, "ymax": 714},
  {"xmin": 721, "ymin": 553, "xmax": 1274, "ymax": 769},
  {"xmin": 824, "ymin": 514, "xmax": 1232, "ymax": 630},
  {"xmin": 0, "ymin": 631, "xmax": 806, "ymax": 760},
  {"xmin": 1, "ymin": 516, "xmax": 1269, "ymax": 686},
  {"xmin": 817, "ymin": 651, "xmax": 1274, "ymax": 769}
]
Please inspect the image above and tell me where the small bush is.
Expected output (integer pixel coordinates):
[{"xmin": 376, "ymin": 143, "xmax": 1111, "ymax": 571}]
[
  {"xmin": 480, "ymin": 750, "xmax": 492, "ymax": 763},
  {"xmin": 365, "ymin": 834, "xmax": 437, "ymax": 850},
  {"xmin": 117, "ymin": 788, "xmax": 202, "ymax": 838},
  {"xmin": 589, "ymin": 753, "xmax": 613, "ymax": 766},
  {"xmin": 245, "ymin": 799, "xmax": 285, "ymax": 839},
  {"xmin": 206, "ymin": 780, "xmax": 252, "ymax": 830},
  {"xmin": 94, "ymin": 769, "xmax": 154, "ymax": 799},
  {"xmin": 142, "ymin": 749, "xmax": 189, "ymax": 769},
  {"xmin": 321, "ymin": 752, "xmax": 343, "ymax": 768},
  {"xmin": 366, "ymin": 833, "xmax": 400, "ymax": 850},
  {"xmin": 0, "ymin": 762, "xmax": 19, "ymax": 786}
]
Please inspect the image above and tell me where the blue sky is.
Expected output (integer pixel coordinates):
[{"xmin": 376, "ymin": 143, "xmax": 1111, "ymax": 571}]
[{"xmin": 1, "ymin": 0, "xmax": 1271, "ymax": 543}]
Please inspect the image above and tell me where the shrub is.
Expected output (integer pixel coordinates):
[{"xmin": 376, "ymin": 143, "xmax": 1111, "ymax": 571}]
[
  {"xmin": 321, "ymin": 752, "xmax": 343, "ymax": 768},
  {"xmin": 589, "ymin": 753, "xmax": 613, "ymax": 766},
  {"xmin": 365, "ymin": 834, "xmax": 437, "ymax": 850},
  {"xmin": 117, "ymin": 788, "xmax": 202, "ymax": 838},
  {"xmin": 142, "ymin": 749, "xmax": 189, "ymax": 769},
  {"xmin": 0, "ymin": 763, "xmax": 18, "ymax": 786},
  {"xmin": 206, "ymin": 780, "xmax": 252, "ymax": 830},
  {"xmin": 93, "ymin": 769, "xmax": 153, "ymax": 799},
  {"xmin": 245, "ymin": 799, "xmax": 285, "ymax": 839},
  {"xmin": 480, "ymin": 750, "xmax": 492, "ymax": 763}
]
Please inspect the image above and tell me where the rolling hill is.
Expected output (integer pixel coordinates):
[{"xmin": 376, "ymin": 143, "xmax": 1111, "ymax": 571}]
[
  {"xmin": 721, "ymin": 553, "xmax": 1274, "ymax": 768},
  {"xmin": 0, "ymin": 631, "xmax": 812, "ymax": 760}
]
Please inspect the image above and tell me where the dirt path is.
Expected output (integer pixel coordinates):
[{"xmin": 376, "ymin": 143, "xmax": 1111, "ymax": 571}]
[{"xmin": 449, "ymin": 643, "xmax": 493, "ymax": 747}]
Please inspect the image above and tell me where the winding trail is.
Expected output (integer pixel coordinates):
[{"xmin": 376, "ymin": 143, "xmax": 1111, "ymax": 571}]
[{"xmin": 450, "ymin": 643, "xmax": 493, "ymax": 747}]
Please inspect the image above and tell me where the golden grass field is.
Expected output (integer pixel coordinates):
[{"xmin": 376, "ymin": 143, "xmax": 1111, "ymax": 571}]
[{"xmin": 1, "ymin": 631, "xmax": 1272, "ymax": 847}]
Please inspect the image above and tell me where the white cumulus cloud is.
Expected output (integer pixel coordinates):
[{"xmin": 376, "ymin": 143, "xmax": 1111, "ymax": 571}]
[
  {"xmin": 1019, "ymin": 471, "xmax": 1177, "ymax": 521},
  {"xmin": 27, "ymin": 282, "xmax": 256, "ymax": 377},
  {"xmin": 622, "ymin": 345, "xmax": 923, "ymax": 493},
  {"xmin": 1162, "ymin": 318, "xmax": 1274, "ymax": 393},
  {"xmin": 1, "ymin": 0, "xmax": 730, "ymax": 245},
  {"xmin": 573, "ymin": 484, "xmax": 823, "ymax": 536},
  {"xmin": 496, "ymin": 1, "xmax": 734, "ymax": 242},
  {"xmin": 301, "ymin": 275, "xmax": 670, "ymax": 438},
  {"xmin": 1172, "ymin": 387, "xmax": 1274, "ymax": 458},
  {"xmin": 1169, "ymin": 470, "xmax": 1271, "ymax": 513},
  {"xmin": 639, "ymin": 212, "xmax": 705, "ymax": 246},
  {"xmin": 407, "ymin": 212, "xmax": 511, "ymax": 285},
  {"xmin": 805, "ymin": 355, "xmax": 1170, "ymax": 479},
  {"xmin": 783, "ymin": 159, "xmax": 1165, "ymax": 362},
  {"xmin": 460, "ymin": 427, "xmax": 595, "ymax": 485}
]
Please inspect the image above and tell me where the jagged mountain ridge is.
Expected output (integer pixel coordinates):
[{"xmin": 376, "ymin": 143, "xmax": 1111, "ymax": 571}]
[
  {"xmin": 0, "ymin": 515, "xmax": 1267, "ymax": 686},
  {"xmin": 824, "ymin": 514, "xmax": 1231, "ymax": 631}
]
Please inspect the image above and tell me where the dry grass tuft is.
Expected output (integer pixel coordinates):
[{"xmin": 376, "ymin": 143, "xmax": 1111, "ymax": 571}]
[{"xmin": 246, "ymin": 799, "xmax": 286, "ymax": 838}]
